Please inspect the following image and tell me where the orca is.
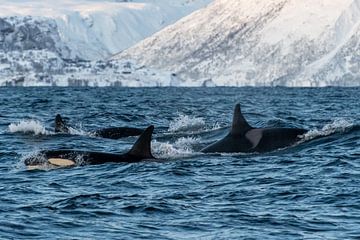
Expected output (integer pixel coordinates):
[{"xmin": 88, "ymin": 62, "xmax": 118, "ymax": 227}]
[
  {"xmin": 55, "ymin": 114, "xmax": 144, "ymax": 139},
  {"xmin": 25, "ymin": 125, "xmax": 155, "ymax": 168},
  {"xmin": 201, "ymin": 104, "xmax": 307, "ymax": 153}
]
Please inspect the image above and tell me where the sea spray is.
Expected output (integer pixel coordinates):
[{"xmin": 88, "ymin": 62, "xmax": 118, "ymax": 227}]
[
  {"xmin": 9, "ymin": 119, "xmax": 90, "ymax": 136},
  {"xmin": 8, "ymin": 119, "xmax": 50, "ymax": 135},
  {"xmin": 152, "ymin": 136, "xmax": 201, "ymax": 158},
  {"xmin": 168, "ymin": 114, "xmax": 205, "ymax": 132},
  {"xmin": 301, "ymin": 118, "xmax": 354, "ymax": 141}
]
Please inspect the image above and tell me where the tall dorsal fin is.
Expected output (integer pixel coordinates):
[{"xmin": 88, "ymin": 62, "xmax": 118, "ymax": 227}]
[
  {"xmin": 127, "ymin": 125, "xmax": 154, "ymax": 159},
  {"xmin": 55, "ymin": 114, "xmax": 70, "ymax": 133},
  {"xmin": 230, "ymin": 104, "xmax": 252, "ymax": 135}
]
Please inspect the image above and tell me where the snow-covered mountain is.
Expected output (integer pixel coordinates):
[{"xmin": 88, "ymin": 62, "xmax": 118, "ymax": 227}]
[
  {"xmin": 115, "ymin": 0, "xmax": 360, "ymax": 87},
  {"xmin": 0, "ymin": 50, "xmax": 176, "ymax": 87},
  {"xmin": 0, "ymin": 0, "xmax": 211, "ymax": 86},
  {"xmin": 2, "ymin": 0, "xmax": 360, "ymax": 87},
  {"xmin": 0, "ymin": 0, "xmax": 212, "ymax": 60}
]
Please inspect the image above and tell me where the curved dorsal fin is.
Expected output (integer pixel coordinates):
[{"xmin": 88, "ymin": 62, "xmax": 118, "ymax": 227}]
[
  {"xmin": 128, "ymin": 125, "xmax": 154, "ymax": 159},
  {"xmin": 230, "ymin": 104, "xmax": 252, "ymax": 135},
  {"xmin": 55, "ymin": 114, "xmax": 70, "ymax": 133}
]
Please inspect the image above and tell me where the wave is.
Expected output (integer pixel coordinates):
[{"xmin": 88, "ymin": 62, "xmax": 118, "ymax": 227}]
[
  {"xmin": 168, "ymin": 114, "xmax": 206, "ymax": 132},
  {"xmin": 152, "ymin": 136, "xmax": 201, "ymax": 158},
  {"xmin": 8, "ymin": 119, "xmax": 89, "ymax": 136},
  {"xmin": 8, "ymin": 119, "xmax": 51, "ymax": 135},
  {"xmin": 18, "ymin": 151, "xmax": 51, "ymax": 171},
  {"xmin": 66, "ymin": 125, "xmax": 89, "ymax": 136},
  {"xmin": 167, "ymin": 113, "xmax": 224, "ymax": 137},
  {"xmin": 300, "ymin": 118, "xmax": 355, "ymax": 142}
]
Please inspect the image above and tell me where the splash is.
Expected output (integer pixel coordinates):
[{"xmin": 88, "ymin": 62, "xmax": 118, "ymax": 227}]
[
  {"xmin": 209, "ymin": 122, "xmax": 222, "ymax": 131},
  {"xmin": 152, "ymin": 137, "xmax": 200, "ymax": 158},
  {"xmin": 301, "ymin": 118, "xmax": 354, "ymax": 141},
  {"xmin": 168, "ymin": 114, "xmax": 206, "ymax": 132},
  {"xmin": 18, "ymin": 151, "xmax": 55, "ymax": 171},
  {"xmin": 74, "ymin": 154, "xmax": 86, "ymax": 166},
  {"xmin": 19, "ymin": 150, "xmax": 85, "ymax": 171},
  {"xmin": 8, "ymin": 119, "xmax": 51, "ymax": 135},
  {"xmin": 66, "ymin": 125, "xmax": 88, "ymax": 136},
  {"xmin": 8, "ymin": 118, "xmax": 90, "ymax": 136}
]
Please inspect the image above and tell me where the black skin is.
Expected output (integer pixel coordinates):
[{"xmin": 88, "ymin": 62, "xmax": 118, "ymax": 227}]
[
  {"xmin": 25, "ymin": 125, "xmax": 155, "ymax": 166},
  {"xmin": 93, "ymin": 127, "xmax": 143, "ymax": 139},
  {"xmin": 55, "ymin": 114, "xmax": 144, "ymax": 139},
  {"xmin": 201, "ymin": 104, "xmax": 308, "ymax": 153},
  {"xmin": 253, "ymin": 128, "xmax": 307, "ymax": 153},
  {"xmin": 24, "ymin": 150, "xmax": 149, "ymax": 165}
]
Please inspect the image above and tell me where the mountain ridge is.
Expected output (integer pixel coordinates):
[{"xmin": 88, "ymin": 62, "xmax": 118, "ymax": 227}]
[
  {"xmin": 0, "ymin": 0, "xmax": 211, "ymax": 60},
  {"xmin": 115, "ymin": 0, "xmax": 360, "ymax": 86}
]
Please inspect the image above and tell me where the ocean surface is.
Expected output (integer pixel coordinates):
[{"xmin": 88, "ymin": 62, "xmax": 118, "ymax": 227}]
[{"xmin": 0, "ymin": 87, "xmax": 359, "ymax": 239}]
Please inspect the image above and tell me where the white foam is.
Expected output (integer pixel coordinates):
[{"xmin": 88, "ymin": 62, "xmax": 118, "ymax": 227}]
[
  {"xmin": 8, "ymin": 118, "xmax": 100, "ymax": 137},
  {"xmin": 208, "ymin": 122, "xmax": 222, "ymax": 131},
  {"xmin": 8, "ymin": 119, "xmax": 51, "ymax": 135},
  {"xmin": 74, "ymin": 154, "xmax": 86, "ymax": 166},
  {"xmin": 11, "ymin": 151, "xmax": 39, "ymax": 171},
  {"xmin": 168, "ymin": 114, "xmax": 206, "ymax": 132},
  {"xmin": 67, "ymin": 124, "xmax": 89, "ymax": 136},
  {"xmin": 17, "ymin": 150, "xmax": 55, "ymax": 171},
  {"xmin": 301, "ymin": 118, "xmax": 354, "ymax": 141},
  {"xmin": 19, "ymin": 150, "xmax": 85, "ymax": 170},
  {"xmin": 152, "ymin": 136, "xmax": 201, "ymax": 158}
]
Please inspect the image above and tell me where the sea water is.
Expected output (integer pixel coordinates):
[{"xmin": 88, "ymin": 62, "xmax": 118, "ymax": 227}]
[{"xmin": 0, "ymin": 87, "xmax": 359, "ymax": 239}]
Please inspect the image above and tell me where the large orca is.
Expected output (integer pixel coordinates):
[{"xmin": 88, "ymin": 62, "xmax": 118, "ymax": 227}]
[
  {"xmin": 25, "ymin": 125, "xmax": 155, "ymax": 168},
  {"xmin": 201, "ymin": 104, "xmax": 307, "ymax": 153},
  {"xmin": 55, "ymin": 114, "xmax": 144, "ymax": 139}
]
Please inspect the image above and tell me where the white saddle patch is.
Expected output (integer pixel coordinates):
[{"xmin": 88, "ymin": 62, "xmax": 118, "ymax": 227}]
[
  {"xmin": 26, "ymin": 158, "xmax": 75, "ymax": 170},
  {"xmin": 48, "ymin": 158, "xmax": 75, "ymax": 167},
  {"xmin": 245, "ymin": 129, "xmax": 263, "ymax": 148}
]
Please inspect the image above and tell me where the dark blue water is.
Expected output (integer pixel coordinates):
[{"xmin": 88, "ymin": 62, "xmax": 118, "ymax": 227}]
[{"xmin": 0, "ymin": 87, "xmax": 359, "ymax": 239}]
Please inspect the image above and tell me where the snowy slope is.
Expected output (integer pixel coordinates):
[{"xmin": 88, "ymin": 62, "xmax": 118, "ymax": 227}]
[
  {"xmin": 0, "ymin": 0, "xmax": 211, "ymax": 86},
  {"xmin": 0, "ymin": 0, "xmax": 212, "ymax": 60},
  {"xmin": 115, "ymin": 0, "xmax": 360, "ymax": 86},
  {"xmin": 0, "ymin": 50, "xmax": 177, "ymax": 87}
]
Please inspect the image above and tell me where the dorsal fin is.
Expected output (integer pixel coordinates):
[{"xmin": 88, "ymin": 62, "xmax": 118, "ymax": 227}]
[
  {"xmin": 127, "ymin": 125, "xmax": 154, "ymax": 159},
  {"xmin": 230, "ymin": 104, "xmax": 252, "ymax": 135},
  {"xmin": 55, "ymin": 114, "xmax": 70, "ymax": 133}
]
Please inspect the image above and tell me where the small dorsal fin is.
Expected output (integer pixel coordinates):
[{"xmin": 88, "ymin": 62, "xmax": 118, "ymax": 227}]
[
  {"xmin": 55, "ymin": 114, "xmax": 70, "ymax": 133},
  {"xmin": 230, "ymin": 104, "xmax": 252, "ymax": 135},
  {"xmin": 127, "ymin": 125, "xmax": 154, "ymax": 159}
]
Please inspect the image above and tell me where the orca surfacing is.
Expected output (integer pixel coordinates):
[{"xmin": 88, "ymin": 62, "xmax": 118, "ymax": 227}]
[
  {"xmin": 25, "ymin": 125, "xmax": 155, "ymax": 168},
  {"xmin": 55, "ymin": 114, "xmax": 144, "ymax": 139},
  {"xmin": 201, "ymin": 104, "xmax": 307, "ymax": 153}
]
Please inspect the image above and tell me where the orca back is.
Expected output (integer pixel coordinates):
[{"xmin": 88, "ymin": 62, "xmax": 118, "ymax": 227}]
[
  {"xmin": 201, "ymin": 104, "xmax": 307, "ymax": 153},
  {"xmin": 252, "ymin": 128, "xmax": 307, "ymax": 152},
  {"xmin": 94, "ymin": 127, "xmax": 143, "ymax": 139}
]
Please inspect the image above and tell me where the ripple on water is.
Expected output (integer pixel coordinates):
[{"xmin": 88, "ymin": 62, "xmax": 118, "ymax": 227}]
[{"xmin": 0, "ymin": 87, "xmax": 359, "ymax": 239}]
